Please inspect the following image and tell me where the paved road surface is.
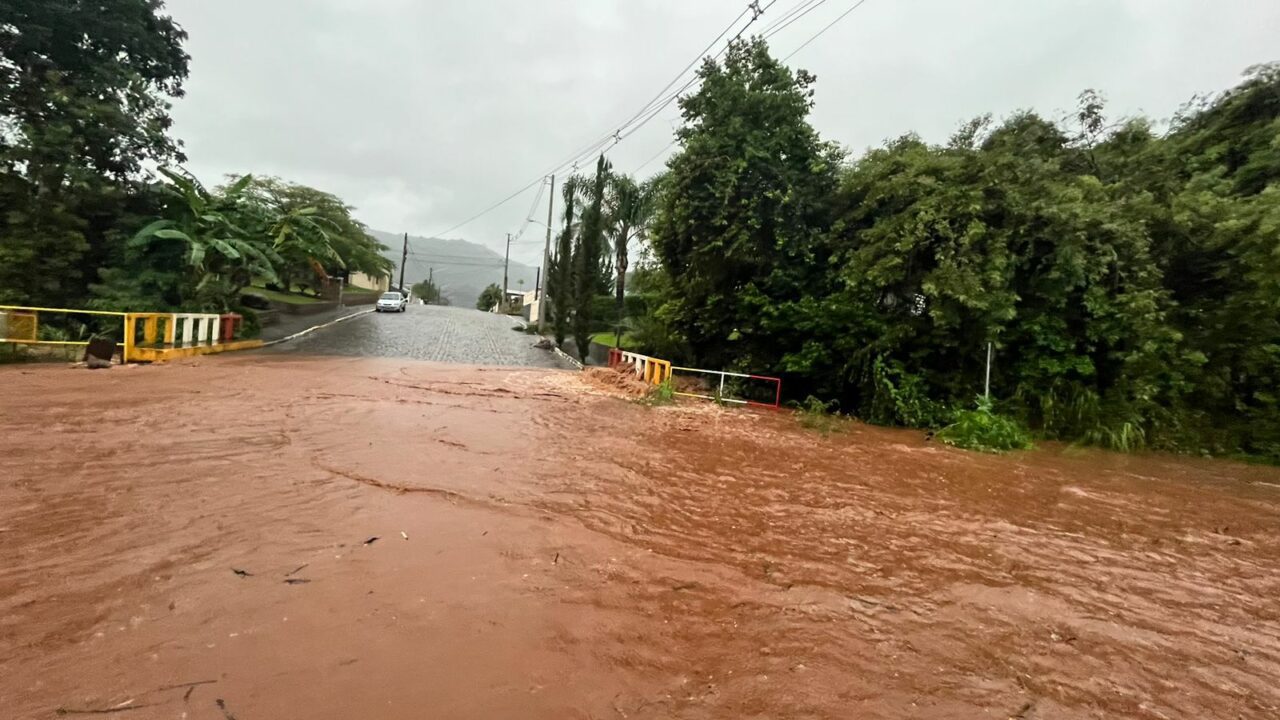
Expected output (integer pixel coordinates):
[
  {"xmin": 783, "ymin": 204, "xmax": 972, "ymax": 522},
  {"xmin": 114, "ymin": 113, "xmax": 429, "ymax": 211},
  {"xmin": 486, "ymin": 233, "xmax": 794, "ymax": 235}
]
[{"xmin": 266, "ymin": 303, "xmax": 569, "ymax": 368}]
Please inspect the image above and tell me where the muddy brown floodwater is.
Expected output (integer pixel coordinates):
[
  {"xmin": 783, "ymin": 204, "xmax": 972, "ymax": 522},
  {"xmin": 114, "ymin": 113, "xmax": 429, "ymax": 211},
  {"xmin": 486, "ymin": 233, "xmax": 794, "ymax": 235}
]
[{"xmin": 3, "ymin": 356, "xmax": 1280, "ymax": 719}]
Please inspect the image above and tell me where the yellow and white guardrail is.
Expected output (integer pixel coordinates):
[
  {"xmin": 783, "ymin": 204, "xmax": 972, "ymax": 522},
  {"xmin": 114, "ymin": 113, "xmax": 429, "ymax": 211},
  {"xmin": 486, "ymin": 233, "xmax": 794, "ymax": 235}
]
[
  {"xmin": 0, "ymin": 305, "xmax": 262, "ymax": 363},
  {"xmin": 606, "ymin": 348, "xmax": 672, "ymax": 385}
]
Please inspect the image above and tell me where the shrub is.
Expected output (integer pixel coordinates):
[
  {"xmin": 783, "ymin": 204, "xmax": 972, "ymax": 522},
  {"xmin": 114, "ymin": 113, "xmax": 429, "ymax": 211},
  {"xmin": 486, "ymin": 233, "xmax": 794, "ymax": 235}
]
[
  {"xmin": 795, "ymin": 395, "xmax": 844, "ymax": 434},
  {"xmin": 639, "ymin": 379, "xmax": 677, "ymax": 406},
  {"xmin": 866, "ymin": 356, "xmax": 953, "ymax": 428},
  {"xmin": 936, "ymin": 396, "xmax": 1034, "ymax": 453}
]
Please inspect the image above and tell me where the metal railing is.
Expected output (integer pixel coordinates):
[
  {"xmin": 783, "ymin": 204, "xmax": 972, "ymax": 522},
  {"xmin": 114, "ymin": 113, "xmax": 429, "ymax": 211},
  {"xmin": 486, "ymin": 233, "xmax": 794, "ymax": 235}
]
[
  {"xmin": 603, "ymin": 347, "xmax": 782, "ymax": 407},
  {"xmin": 1, "ymin": 305, "xmax": 127, "ymax": 359},
  {"xmin": 2, "ymin": 305, "xmax": 249, "ymax": 363},
  {"xmin": 670, "ymin": 366, "xmax": 783, "ymax": 408}
]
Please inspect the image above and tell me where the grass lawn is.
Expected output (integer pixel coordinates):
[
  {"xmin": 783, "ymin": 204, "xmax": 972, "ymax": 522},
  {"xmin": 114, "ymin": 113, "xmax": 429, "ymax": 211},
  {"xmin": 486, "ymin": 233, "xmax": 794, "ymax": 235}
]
[
  {"xmin": 590, "ymin": 331, "xmax": 639, "ymax": 348},
  {"xmin": 243, "ymin": 286, "xmax": 328, "ymax": 305}
]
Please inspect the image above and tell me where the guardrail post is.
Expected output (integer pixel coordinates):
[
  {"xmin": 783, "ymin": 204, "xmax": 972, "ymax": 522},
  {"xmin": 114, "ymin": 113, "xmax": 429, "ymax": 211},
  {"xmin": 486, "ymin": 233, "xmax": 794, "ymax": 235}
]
[{"xmin": 124, "ymin": 314, "xmax": 136, "ymax": 362}]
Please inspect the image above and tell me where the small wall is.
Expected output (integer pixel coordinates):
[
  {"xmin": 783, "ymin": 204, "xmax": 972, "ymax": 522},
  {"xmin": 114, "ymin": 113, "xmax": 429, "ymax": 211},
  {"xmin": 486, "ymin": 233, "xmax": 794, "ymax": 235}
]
[
  {"xmin": 348, "ymin": 272, "xmax": 390, "ymax": 293},
  {"xmin": 272, "ymin": 300, "xmax": 339, "ymax": 316},
  {"xmin": 587, "ymin": 341, "xmax": 612, "ymax": 366},
  {"xmin": 341, "ymin": 292, "xmax": 378, "ymax": 306}
]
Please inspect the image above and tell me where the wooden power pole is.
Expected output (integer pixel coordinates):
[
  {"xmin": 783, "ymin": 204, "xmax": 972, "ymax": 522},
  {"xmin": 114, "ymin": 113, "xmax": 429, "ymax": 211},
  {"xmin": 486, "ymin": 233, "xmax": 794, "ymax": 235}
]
[
  {"xmin": 538, "ymin": 174, "xmax": 555, "ymax": 332},
  {"xmin": 502, "ymin": 232, "xmax": 511, "ymax": 308},
  {"xmin": 398, "ymin": 232, "xmax": 408, "ymax": 295}
]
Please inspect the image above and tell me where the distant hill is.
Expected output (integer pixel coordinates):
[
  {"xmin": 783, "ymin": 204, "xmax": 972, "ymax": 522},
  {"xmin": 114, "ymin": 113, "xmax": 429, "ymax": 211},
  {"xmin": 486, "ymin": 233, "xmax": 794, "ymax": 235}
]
[{"xmin": 370, "ymin": 230, "xmax": 539, "ymax": 307}]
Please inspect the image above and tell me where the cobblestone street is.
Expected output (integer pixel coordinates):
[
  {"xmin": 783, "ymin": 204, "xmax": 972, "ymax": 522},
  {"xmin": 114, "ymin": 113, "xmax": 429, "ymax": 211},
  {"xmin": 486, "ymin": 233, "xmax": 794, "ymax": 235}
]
[{"xmin": 266, "ymin": 304, "xmax": 570, "ymax": 368}]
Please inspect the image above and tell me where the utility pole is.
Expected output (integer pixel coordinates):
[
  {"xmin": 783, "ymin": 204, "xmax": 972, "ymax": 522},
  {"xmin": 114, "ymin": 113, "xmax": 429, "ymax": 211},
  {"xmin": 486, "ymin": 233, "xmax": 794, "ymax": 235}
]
[
  {"xmin": 538, "ymin": 174, "xmax": 555, "ymax": 333},
  {"xmin": 502, "ymin": 232, "xmax": 511, "ymax": 311},
  {"xmin": 398, "ymin": 232, "xmax": 408, "ymax": 296},
  {"xmin": 984, "ymin": 342, "xmax": 993, "ymax": 399},
  {"xmin": 427, "ymin": 267, "xmax": 434, "ymax": 304}
]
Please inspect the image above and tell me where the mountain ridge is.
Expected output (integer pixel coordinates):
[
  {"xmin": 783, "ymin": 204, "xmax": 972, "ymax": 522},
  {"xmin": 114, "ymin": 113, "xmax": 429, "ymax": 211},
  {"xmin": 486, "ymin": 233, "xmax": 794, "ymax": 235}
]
[{"xmin": 370, "ymin": 230, "xmax": 540, "ymax": 306}]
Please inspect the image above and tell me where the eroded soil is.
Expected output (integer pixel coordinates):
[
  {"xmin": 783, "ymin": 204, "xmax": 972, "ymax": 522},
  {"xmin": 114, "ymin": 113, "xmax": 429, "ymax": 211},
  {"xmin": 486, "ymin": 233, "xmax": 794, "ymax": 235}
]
[{"xmin": 2, "ymin": 356, "xmax": 1278, "ymax": 719}]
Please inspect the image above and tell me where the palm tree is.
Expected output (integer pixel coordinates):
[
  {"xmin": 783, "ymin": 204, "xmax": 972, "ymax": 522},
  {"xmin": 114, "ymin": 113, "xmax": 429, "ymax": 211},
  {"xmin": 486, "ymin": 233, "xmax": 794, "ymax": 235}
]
[{"xmin": 608, "ymin": 174, "xmax": 655, "ymax": 346}]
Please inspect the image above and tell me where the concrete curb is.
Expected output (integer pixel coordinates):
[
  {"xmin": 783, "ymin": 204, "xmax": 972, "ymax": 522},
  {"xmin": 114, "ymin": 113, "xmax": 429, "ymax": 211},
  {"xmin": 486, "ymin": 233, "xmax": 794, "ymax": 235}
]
[
  {"xmin": 553, "ymin": 346, "xmax": 584, "ymax": 370},
  {"xmin": 261, "ymin": 309, "xmax": 374, "ymax": 347}
]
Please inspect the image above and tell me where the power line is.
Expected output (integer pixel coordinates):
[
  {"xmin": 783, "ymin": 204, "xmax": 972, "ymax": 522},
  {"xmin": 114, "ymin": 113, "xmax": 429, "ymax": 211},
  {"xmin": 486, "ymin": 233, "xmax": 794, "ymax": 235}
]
[
  {"xmin": 625, "ymin": 0, "xmax": 871, "ymax": 176},
  {"xmin": 614, "ymin": 5, "xmax": 753, "ymax": 132},
  {"xmin": 404, "ymin": 253, "xmax": 505, "ymax": 264},
  {"xmin": 554, "ymin": 2, "xmax": 772, "ymax": 174},
  {"xmin": 418, "ymin": 0, "xmax": 779, "ymax": 242},
  {"xmin": 632, "ymin": 139, "xmax": 678, "ymax": 175},
  {"xmin": 403, "ymin": 259, "xmax": 509, "ymax": 269},
  {"xmin": 763, "ymin": 0, "xmax": 829, "ymax": 39},
  {"xmin": 403, "ymin": 246, "xmax": 508, "ymax": 260},
  {"xmin": 416, "ymin": 176, "xmax": 547, "ymax": 242},
  {"xmin": 761, "ymin": 0, "xmax": 824, "ymax": 35},
  {"xmin": 783, "ymin": 0, "xmax": 874, "ymax": 60},
  {"xmin": 509, "ymin": 176, "xmax": 548, "ymax": 242}
]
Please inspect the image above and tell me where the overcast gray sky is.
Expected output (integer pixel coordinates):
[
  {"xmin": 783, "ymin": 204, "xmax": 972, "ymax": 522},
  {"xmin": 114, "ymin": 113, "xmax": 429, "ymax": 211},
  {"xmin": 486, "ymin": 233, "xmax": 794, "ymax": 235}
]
[{"xmin": 164, "ymin": 0, "xmax": 1279, "ymax": 265}]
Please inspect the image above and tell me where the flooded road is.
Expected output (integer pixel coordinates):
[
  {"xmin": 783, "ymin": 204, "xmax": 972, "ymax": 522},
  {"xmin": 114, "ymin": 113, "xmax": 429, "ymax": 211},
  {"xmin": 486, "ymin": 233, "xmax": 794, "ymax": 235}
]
[{"xmin": 2, "ymin": 357, "xmax": 1279, "ymax": 719}]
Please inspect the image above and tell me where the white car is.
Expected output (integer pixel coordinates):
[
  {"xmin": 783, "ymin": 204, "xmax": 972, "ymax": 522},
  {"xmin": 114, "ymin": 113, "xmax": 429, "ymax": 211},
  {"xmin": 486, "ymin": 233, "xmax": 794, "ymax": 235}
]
[{"xmin": 375, "ymin": 292, "xmax": 407, "ymax": 312}]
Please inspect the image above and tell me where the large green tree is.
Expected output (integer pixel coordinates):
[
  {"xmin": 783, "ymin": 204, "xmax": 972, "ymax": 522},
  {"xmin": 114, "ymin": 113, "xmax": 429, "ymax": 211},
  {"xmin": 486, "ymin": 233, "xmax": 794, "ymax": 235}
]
[
  {"xmin": 549, "ymin": 177, "xmax": 579, "ymax": 348},
  {"xmin": 651, "ymin": 38, "xmax": 840, "ymax": 371},
  {"xmin": 0, "ymin": 0, "xmax": 189, "ymax": 305}
]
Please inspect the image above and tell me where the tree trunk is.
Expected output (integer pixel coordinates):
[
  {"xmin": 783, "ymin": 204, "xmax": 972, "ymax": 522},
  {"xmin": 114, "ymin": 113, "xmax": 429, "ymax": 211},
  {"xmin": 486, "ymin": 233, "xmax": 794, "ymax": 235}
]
[{"xmin": 614, "ymin": 222, "xmax": 630, "ymax": 348}]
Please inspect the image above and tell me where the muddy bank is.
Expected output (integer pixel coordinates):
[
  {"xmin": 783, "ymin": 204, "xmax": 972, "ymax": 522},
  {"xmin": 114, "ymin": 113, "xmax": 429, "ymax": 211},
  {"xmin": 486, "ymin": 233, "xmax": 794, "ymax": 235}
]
[{"xmin": 2, "ymin": 356, "xmax": 1278, "ymax": 719}]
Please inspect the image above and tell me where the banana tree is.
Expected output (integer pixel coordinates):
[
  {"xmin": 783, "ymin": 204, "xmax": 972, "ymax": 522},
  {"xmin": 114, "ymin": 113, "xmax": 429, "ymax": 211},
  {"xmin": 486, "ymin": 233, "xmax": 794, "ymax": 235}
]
[
  {"xmin": 235, "ymin": 176, "xmax": 392, "ymax": 294},
  {"xmin": 130, "ymin": 168, "xmax": 280, "ymax": 310}
]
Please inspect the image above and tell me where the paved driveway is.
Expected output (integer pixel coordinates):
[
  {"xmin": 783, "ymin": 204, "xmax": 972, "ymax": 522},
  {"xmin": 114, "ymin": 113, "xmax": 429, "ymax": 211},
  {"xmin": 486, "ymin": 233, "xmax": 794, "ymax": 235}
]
[{"xmin": 266, "ymin": 304, "xmax": 569, "ymax": 368}]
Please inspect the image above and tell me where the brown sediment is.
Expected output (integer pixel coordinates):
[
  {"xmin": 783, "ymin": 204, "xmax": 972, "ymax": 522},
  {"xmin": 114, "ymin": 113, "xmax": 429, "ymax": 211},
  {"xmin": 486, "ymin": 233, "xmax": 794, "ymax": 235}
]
[
  {"xmin": 2, "ymin": 355, "xmax": 1279, "ymax": 719},
  {"xmin": 582, "ymin": 365, "xmax": 652, "ymax": 398}
]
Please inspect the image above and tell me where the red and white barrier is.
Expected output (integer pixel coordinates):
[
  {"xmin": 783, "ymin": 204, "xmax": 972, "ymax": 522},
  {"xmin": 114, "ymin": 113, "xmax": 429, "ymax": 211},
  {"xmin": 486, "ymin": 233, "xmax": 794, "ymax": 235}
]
[{"xmin": 670, "ymin": 365, "xmax": 783, "ymax": 409}]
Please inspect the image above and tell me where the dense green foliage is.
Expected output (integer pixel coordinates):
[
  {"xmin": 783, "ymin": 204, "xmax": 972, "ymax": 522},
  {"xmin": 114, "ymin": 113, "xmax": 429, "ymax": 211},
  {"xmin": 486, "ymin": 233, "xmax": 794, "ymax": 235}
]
[
  {"xmin": 641, "ymin": 39, "xmax": 1280, "ymax": 460},
  {"xmin": 651, "ymin": 39, "xmax": 840, "ymax": 372},
  {"xmin": 1, "ymin": 2, "xmax": 391, "ymax": 319},
  {"xmin": 239, "ymin": 177, "xmax": 393, "ymax": 295},
  {"xmin": 936, "ymin": 397, "xmax": 1035, "ymax": 453},
  {"xmin": 794, "ymin": 396, "xmax": 844, "ymax": 434},
  {"xmin": 0, "ymin": 0, "xmax": 189, "ymax": 306},
  {"xmin": 548, "ymin": 178, "xmax": 578, "ymax": 346},
  {"xmin": 91, "ymin": 171, "xmax": 391, "ymax": 313},
  {"xmin": 572, "ymin": 156, "xmax": 612, "ymax": 361},
  {"xmin": 476, "ymin": 283, "xmax": 502, "ymax": 311}
]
